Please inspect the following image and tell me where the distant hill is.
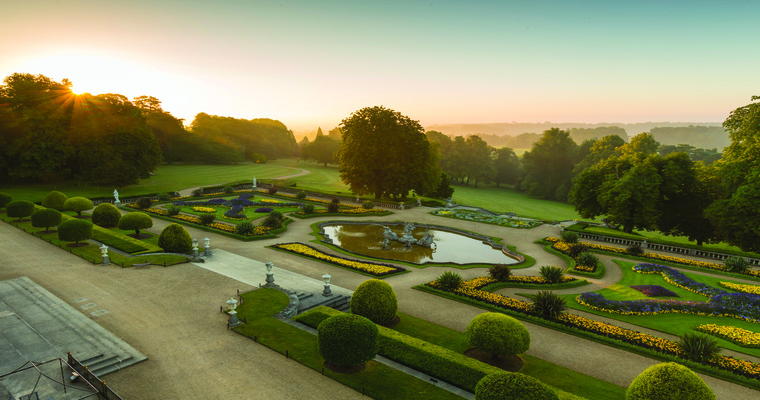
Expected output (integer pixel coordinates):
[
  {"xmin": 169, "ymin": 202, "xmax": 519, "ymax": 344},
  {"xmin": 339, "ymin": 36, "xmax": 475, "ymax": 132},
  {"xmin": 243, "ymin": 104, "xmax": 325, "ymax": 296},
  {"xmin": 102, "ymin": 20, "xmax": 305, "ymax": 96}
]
[{"xmin": 426, "ymin": 122, "xmax": 728, "ymax": 150}]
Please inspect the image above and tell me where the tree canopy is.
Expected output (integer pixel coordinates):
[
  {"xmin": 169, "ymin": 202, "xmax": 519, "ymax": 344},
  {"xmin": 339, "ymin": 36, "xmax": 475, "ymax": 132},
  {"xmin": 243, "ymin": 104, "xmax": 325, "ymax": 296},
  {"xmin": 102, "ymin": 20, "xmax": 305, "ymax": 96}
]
[
  {"xmin": 337, "ymin": 106, "xmax": 440, "ymax": 199},
  {"xmin": 300, "ymin": 128, "xmax": 340, "ymax": 166},
  {"xmin": 520, "ymin": 128, "xmax": 579, "ymax": 201}
]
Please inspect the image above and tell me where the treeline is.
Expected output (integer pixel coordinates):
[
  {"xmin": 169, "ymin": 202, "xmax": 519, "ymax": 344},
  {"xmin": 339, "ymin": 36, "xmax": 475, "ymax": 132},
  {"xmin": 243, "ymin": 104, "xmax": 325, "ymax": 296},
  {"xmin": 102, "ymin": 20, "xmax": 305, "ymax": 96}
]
[{"xmin": 0, "ymin": 73, "xmax": 298, "ymax": 185}]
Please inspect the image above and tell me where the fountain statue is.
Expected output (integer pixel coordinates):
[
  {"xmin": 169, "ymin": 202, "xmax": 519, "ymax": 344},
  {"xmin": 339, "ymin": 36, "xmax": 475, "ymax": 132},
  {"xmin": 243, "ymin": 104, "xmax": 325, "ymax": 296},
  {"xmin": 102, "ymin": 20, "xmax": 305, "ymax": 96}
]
[{"xmin": 379, "ymin": 223, "xmax": 435, "ymax": 249}]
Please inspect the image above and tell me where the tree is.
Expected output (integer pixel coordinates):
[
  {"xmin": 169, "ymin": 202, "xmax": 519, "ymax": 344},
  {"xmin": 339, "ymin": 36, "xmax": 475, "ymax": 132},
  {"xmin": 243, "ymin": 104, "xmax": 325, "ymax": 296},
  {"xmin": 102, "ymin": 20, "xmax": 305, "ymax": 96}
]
[
  {"xmin": 706, "ymin": 168, "xmax": 760, "ymax": 252},
  {"xmin": 463, "ymin": 135, "xmax": 494, "ymax": 187},
  {"xmin": 0, "ymin": 193, "xmax": 11, "ymax": 210},
  {"xmin": 336, "ymin": 106, "xmax": 440, "ymax": 199},
  {"xmin": 6, "ymin": 200, "xmax": 35, "ymax": 222},
  {"xmin": 63, "ymin": 197, "xmax": 94, "ymax": 218},
  {"xmin": 41, "ymin": 191, "xmax": 68, "ymax": 211},
  {"xmin": 91, "ymin": 203, "xmax": 122, "ymax": 227},
  {"xmin": 475, "ymin": 373, "xmax": 558, "ymax": 400},
  {"xmin": 300, "ymin": 130, "xmax": 340, "ymax": 166},
  {"xmin": 520, "ymin": 128, "xmax": 579, "ymax": 201},
  {"xmin": 318, "ymin": 314, "xmax": 379, "ymax": 368},
  {"xmin": 57, "ymin": 219, "xmax": 93, "ymax": 246},
  {"xmin": 118, "ymin": 212, "xmax": 153, "ymax": 237},
  {"xmin": 134, "ymin": 95, "xmax": 187, "ymax": 164},
  {"xmin": 626, "ymin": 362, "xmax": 715, "ymax": 400},
  {"xmin": 350, "ymin": 279, "xmax": 398, "ymax": 325},
  {"xmin": 465, "ymin": 313, "xmax": 530, "ymax": 360},
  {"xmin": 493, "ymin": 147, "xmax": 520, "ymax": 187},
  {"xmin": 571, "ymin": 134, "xmax": 626, "ymax": 176},
  {"xmin": 31, "ymin": 208, "xmax": 62, "ymax": 233},
  {"xmin": 598, "ymin": 157, "xmax": 661, "ymax": 233},
  {"xmin": 424, "ymin": 172, "xmax": 455, "ymax": 199}
]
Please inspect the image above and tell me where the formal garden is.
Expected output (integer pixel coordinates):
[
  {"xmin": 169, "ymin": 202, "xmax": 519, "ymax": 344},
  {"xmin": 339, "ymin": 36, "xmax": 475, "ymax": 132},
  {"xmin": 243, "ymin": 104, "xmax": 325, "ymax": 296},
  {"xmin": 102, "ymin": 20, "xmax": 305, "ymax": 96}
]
[{"xmin": 2, "ymin": 163, "xmax": 760, "ymax": 399}]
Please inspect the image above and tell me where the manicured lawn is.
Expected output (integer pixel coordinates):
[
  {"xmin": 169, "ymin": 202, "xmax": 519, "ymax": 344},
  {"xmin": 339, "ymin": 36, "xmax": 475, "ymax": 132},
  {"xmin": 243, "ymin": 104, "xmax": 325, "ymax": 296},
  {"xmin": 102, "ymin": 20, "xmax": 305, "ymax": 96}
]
[
  {"xmin": 268, "ymin": 159, "xmax": 348, "ymax": 193},
  {"xmin": 561, "ymin": 259, "xmax": 760, "ymax": 359}
]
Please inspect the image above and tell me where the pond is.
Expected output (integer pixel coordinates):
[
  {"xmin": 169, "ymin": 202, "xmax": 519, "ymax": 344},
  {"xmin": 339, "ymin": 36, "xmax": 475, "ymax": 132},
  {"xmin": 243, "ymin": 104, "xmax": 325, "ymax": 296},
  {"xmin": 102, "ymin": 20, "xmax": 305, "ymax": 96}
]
[{"xmin": 319, "ymin": 222, "xmax": 519, "ymax": 265}]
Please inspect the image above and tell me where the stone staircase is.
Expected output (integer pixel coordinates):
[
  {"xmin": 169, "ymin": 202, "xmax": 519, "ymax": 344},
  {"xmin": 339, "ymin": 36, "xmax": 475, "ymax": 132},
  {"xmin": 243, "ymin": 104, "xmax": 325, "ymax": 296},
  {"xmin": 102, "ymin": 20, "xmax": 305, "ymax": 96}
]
[
  {"xmin": 296, "ymin": 292, "xmax": 351, "ymax": 314},
  {"xmin": 0, "ymin": 277, "xmax": 146, "ymax": 378}
]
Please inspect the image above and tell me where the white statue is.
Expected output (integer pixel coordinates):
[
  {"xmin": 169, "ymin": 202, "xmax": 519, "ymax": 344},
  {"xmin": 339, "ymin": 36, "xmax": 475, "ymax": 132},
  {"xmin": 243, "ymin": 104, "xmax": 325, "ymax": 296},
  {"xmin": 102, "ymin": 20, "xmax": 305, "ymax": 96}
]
[
  {"xmin": 253, "ymin": 177, "xmax": 257, "ymax": 188},
  {"xmin": 113, "ymin": 189, "xmax": 120, "ymax": 203}
]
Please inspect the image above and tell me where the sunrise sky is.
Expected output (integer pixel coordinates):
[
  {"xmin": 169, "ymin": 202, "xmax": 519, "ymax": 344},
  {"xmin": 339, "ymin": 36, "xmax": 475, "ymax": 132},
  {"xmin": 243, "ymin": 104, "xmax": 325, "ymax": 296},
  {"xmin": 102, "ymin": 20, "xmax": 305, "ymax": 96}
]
[{"xmin": 2, "ymin": 0, "xmax": 758, "ymax": 133}]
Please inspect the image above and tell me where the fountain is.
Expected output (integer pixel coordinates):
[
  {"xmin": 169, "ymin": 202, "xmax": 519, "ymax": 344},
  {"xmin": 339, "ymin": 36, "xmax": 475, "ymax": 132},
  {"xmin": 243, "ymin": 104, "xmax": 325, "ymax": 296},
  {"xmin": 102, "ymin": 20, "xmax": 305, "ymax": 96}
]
[{"xmin": 319, "ymin": 221, "xmax": 521, "ymax": 265}]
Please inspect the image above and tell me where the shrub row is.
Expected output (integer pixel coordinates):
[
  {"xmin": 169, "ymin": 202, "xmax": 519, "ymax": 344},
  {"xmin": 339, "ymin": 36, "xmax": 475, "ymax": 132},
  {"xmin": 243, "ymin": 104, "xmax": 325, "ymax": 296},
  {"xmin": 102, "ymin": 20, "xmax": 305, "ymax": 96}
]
[{"xmin": 294, "ymin": 307, "xmax": 503, "ymax": 392}]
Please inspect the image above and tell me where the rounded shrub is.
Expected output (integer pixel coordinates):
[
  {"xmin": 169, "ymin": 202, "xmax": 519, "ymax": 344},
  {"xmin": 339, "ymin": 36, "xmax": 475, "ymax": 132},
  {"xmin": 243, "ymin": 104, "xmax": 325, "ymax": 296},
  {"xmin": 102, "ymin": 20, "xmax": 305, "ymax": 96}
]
[
  {"xmin": 539, "ymin": 265, "xmax": 564, "ymax": 283},
  {"xmin": 63, "ymin": 197, "xmax": 94, "ymax": 217},
  {"xmin": 318, "ymin": 314, "xmax": 379, "ymax": 367},
  {"xmin": 296, "ymin": 191, "xmax": 307, "ymax": 199},
  {"xmin": 31, "ymin": 208, "xmax": 62, "ymax": 233},
  {"xmin": 475, "ymin": 372, "xmax": 559, "ymax": 400},
  {"xmin": 157, "ymin": 192, "xmax": 171, "ymax": 201},
  {"xmin": 267, "ymin": 186, "xmax": 278, "ymax": 194},
  {"xmin": 91, "ymin": 203, "xmax": 122, "ymax": 227},
  {"xmin": 118, "ymin": 212, "xmax": 153, "ymax": 237},
  {"xmin": 0, "ymin": 193, "xmax": 12, "ymax": 211},
  {"xmin": 489, "ymin": 264, "xmax": 512, "ymax": 281},
  {"xmin": 192, "ymin": 189, "xmax": 203, "ymax": 197},
  {"xmin": 351, "ymin": 279, "xmax": 398, "ymax": 325},
  {"xmin": 465, "ymin": 313, "xmax": 530, "ymax": 359},
  {"xmin": 560, "ymin": 230, "xmax": 579, "ymax": 243},
  {"xmin": 532, "ymin": 290, "xmax": 567, "ymax": 319},
  {"xmin": 158, "ymin": 223, "xmax": 193, "ymax": 253},
  {"xmin": 136, "ymin": 197, "xmax": 152, "ymax": 210},
  {"xmin": 41, "ymin": 191, "xmax": 67, "ymax": 211},
  {"xmin": 58, "ymin": 219, "xmax": 93, "ymax": 246},
  {"xmin": 302, "ymin": 204, "xmax": 315, "ymax": 214},
  {"xmin": 626, "ymin": 362, "xmax": 715, "ymax": 400},
  {"xmin": 261, "ymin": 211, "xmax": 284, "ymax": 229},
  {"xmin": 362, "ymin": 200, "xmax": 374, "ymax": 209},
  {"xmin": 6, "ymin": 200, "xmax": 35, "ymax": 221},
  {"xmin": 436, "ymin": 271, "xmax": 463, "ymax": 291},
  {"xmin": 627, "ymin": 243, "xmax": 644, "ymax": 256},
  {"xmin": 223, "ymin": 185, "xmax": 234, "ymax": 194}
]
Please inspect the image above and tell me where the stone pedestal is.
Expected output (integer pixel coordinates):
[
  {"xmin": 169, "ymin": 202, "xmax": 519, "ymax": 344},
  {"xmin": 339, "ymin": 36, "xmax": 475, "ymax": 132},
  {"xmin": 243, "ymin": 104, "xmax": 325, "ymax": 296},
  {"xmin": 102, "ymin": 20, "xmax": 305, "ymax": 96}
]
[
  {"xmin": 322, "ymin": 283, "xmax": 332, "ymax": 297},
  {"xmin": 265, "ymin": 273, "xmax": 275, "ymax": 288},
  {"xmin": 228, "ymin": 310, "xmax": 241, "ymax": 327},
  {"xmin": 102, "ymin": 255, "xmax": 110, "ymax": 265}
]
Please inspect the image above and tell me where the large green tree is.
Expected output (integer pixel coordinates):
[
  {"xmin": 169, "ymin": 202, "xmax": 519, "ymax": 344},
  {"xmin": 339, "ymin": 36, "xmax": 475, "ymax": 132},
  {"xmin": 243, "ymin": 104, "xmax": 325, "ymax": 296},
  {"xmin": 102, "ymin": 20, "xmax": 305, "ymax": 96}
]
[
  {"xmin": 493, "ymin": 147, "xmax": 520, "ymax": 187},
  {"xmin": 463, "ymin": 135, "xmax": 494, "ymax": 187},
  {"xmin": 300, "ymin": 129, "xmax": 340, "ymax": 166},
  {"xmin": 520, "ymin": 128, "xmax": 579, "ymax": 201},
  {"xmin": 337, "ymin": 106, "xmax": 440, "ymax": 199}
]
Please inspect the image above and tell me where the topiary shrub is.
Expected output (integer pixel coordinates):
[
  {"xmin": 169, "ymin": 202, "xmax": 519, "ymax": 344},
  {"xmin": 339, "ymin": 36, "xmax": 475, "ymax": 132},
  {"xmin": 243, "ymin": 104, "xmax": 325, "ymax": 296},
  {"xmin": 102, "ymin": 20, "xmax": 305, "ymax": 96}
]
[
  {"xmin": 136, "ymin": 197, "xmax": 152, "ymax": 209},
  {"xmin": 235, "ymin": 221, "xmax": 255, "ymax": 235},
  {"xmin": 118, "ymin": 212, "xmax": 153, "ymax": 237},
  {"xmin": 724, "ymin": 256, "xmax": 750, "ymax": 273},
  {"xmin": 465, "ymin": 313, "xmax": 530, "ymax": 360},
  {"xmin": 676, "ymin": 331, "xmax": 721, "ymax": 362},
  {"xmin": 157, "ymin": 223, "xmax": 193, "ymax": 253},
  {"xmin": 560, "ymin": 231, "xmax": 579, "ymax": 243},
  {"xmin": 327, "ymin": 198, "xmax": 340, "ymax": 213},
  {"xmin": 626, "ymin": 362, "xmax": 715, "ymax": 400},
  {"xmin": 489, "ymin": 264, "xmax": 512, "ymax": 282},
  {"xmin": 58, "ymin": 219, "xmax": 93, "ymax": 246},
  {"xmin": 41, "ymin": 191, "xmax": 67, "ymax": 211},
  {"xmin": 475, "ymin": 372, "xmax": 559, "ymax": 400},
  {"xmin": 6, "ymin": 200, "xmax": 35, "ymax": 222},
  {"xmin": 362, "ymin": 200, "xmax": 374, "ymax": 209},
  {"xmin": 31, "ymin": 208, "xmax": 62, "ymax": 233},
  {"xmin": 531, "ymin": 290, "xmax": 567, "ymax": 319},
  {"xmin": 63, "ymin": 197, "xmax": 94, "ymax": 217},
  {"xmin": 296, "ymin": 191, "xmax": 307, "ymax": 199},
  {"xmin": 302, "ymin": 204, "xmax": 315, "ymax": 214},
  {"xmin": 199, "ymin": 213, "xmax": 216, "ymax": 226},
  {"xmin": 436, "ymin": 271, "xmax": 463, "ymax": 291},
  {"xmin": 0, "ymin": 193, "xmax": 11, "ymax": 211},
  {"xmin": 261, "ymin": 211, "xmax": 284, "ymax": 229},
  {"xmin": 539, "ymin": 265, "xmax": 564, "ymax": 283},
  {"xmin": 91, "ymin": 203, "xmax": 122, "ymax": 227},
  {"xmin": 351, "ymin": 279, "xmax": 398, "ymax": 325},
  {"xmin": 318, "ymin": 314, "xmax": 379, "ymax": 369}
]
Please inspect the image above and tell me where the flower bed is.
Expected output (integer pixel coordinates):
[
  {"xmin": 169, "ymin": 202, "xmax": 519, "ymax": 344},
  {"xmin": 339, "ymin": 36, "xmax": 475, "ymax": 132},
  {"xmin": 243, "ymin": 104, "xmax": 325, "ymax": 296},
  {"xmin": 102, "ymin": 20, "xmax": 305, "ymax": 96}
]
[
  {"xmin": 431, "ymin": 209, "xmax": 541, "ymax": 229},
  {"xmin": 422, "ymin": 275, "xmax": 760, "ymax": 383},
  {"xmin": 126, "ymin": 204, "xmax": 273, "ymax": 237},
  {"xmin": 630, "ymin": 285, "xmax": 679, "ymax": 297},
  {"xmin": 192, "ymin": 206, "xmax": 217, "ymax": 213},
  {"xmin": 544, "ymin": 237, "xmax": 760, "ymax": 278},
  {"xmin": 697, "ymin": 324, "xmax": 760, "ymax": 347},
  {"xmin": 270, "ymin": 242, "xmax": 405, "ymax": 276},
  {"xmin": 720, "ymin": 281, "xmax": 760, "ymax": 295}
]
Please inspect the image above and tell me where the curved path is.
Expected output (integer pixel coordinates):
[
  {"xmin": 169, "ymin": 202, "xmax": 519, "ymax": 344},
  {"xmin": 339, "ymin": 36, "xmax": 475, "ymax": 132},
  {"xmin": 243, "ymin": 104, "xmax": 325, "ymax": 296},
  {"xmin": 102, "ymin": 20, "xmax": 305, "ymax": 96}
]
[
  {"xmin": 3, "ymin": 197, "xmax": 759, "ymax": 399},
  {"xmin": 176, "ymin": 165, "xmax": 311, "ymax": 197}
]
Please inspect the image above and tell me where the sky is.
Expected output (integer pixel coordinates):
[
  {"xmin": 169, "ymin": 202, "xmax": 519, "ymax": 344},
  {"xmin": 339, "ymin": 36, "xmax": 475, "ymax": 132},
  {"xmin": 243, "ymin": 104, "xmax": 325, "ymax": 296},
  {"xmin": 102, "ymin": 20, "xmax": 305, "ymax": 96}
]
[{"xmin": 2, "ymin": 0, "xmax": 759, "ymax": 133}]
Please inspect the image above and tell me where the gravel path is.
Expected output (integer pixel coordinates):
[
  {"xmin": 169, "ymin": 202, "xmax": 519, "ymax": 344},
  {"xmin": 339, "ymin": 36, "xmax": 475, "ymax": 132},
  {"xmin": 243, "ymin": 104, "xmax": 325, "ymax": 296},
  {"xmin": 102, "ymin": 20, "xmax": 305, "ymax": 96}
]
[{"xmin": 2, "ymin": 201, "xmax": 759, "ymax": 399}]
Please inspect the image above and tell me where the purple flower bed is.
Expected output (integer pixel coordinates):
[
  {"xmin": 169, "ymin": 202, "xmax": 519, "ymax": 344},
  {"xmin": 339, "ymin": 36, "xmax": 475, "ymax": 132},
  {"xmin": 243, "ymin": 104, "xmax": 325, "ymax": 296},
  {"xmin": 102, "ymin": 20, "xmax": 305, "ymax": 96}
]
[
  {"xmin": 239, "ymin": 193, "xmax": 255, "ymax": 199},
  {"xmin": 631, "ymin": 285, "xmax": 679, "ymax": 298},
  {"xmin": 255, "ymin": 207, "xmax": 273, "ymax": 213},
  {"xmin": 224, "ymin": 198, "xmax": 255, "ymax": 207},
  {"xmin": 633, "ymin": 263, "xmax": 725, "ymax": 297},
  {"xmin": 224, "ymin": 205, "xmax": 246, "ymax": 219},
  {"xmin": 206, "ymin": 198, "xmax": 227, "ymax": 205}
]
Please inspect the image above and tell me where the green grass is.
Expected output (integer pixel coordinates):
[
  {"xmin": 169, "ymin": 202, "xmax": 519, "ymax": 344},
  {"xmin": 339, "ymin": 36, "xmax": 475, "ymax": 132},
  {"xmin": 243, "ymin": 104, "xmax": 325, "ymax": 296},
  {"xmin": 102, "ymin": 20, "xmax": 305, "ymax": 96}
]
[
  {"xmin": 269, "ymin": 159, "xmax": 348, "ymax": 193},
  {"xmin": 389, "ymin": 312, "xmax": 625, "ymax": 399},
  {"xmin": 232, "ymin": 289, "xmax": 464, "ymax": 400},
  {"xmin": 561, "ymin": 259, "xmax": 760, "ymax": 359},
  {"xmin": 446, "ymin": 183, "xmax": 582, "ymax": 221}
]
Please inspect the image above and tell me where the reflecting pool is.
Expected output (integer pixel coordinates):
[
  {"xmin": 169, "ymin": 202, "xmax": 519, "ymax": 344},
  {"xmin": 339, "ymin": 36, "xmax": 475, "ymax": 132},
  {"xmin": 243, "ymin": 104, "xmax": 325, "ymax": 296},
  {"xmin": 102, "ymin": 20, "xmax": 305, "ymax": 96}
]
[{"xmin": 320, "ymin": 223, "xmax": 519, "ymax": 265}]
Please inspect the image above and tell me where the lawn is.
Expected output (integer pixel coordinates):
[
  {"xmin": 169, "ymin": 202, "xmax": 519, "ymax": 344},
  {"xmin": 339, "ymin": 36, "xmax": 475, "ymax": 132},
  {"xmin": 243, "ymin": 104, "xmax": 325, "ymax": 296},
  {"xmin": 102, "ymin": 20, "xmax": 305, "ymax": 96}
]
[{"xmin": 561, "ymin": 259, "xmax": 760, "ymax": 359}]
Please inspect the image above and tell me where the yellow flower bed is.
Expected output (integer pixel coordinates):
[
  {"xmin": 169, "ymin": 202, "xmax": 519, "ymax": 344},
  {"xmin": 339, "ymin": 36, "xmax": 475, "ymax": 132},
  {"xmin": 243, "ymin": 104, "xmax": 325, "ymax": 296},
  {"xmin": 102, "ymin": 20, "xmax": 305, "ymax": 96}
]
[
  {"xmin": 192, "ymin": 206, "xmax": 217, "ymax": 213},
  {"xmin": 272, "ymin": 243, "xmax": 404, "ymax": 276},
  {"xmin": 259, "ymin": 199, "xmax": 281, "ymax": 203},
  {"xmin": 697, "ymin": 324, "xmax": 760, "ymax": 347},
  {"xmin": 719, "ymin": 281, "xmax": 760, "ymax": 295}
]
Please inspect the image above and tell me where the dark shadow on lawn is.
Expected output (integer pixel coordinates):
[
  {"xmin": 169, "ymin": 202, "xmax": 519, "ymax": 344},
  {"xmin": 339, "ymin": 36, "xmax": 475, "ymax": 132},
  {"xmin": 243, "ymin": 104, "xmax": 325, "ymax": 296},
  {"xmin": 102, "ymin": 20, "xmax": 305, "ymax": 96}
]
[{"xmin": 464, "ymin": 349, "xmax": 524, "ymax": 372}]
